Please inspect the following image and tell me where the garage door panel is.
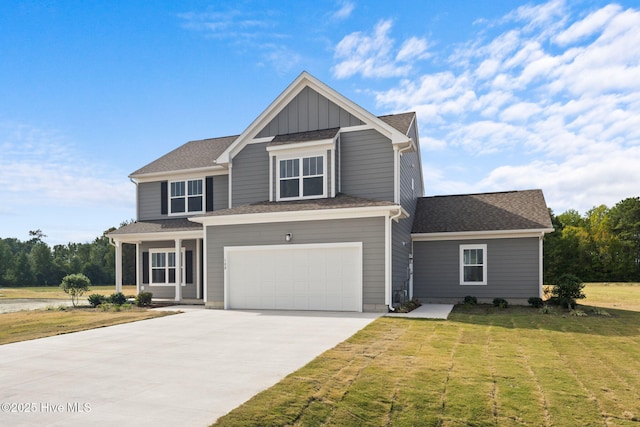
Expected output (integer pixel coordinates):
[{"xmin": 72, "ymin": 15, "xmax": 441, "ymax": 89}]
[{"xmin": 226, "ymin": 243, "xmax": 362, "ymax": 312}]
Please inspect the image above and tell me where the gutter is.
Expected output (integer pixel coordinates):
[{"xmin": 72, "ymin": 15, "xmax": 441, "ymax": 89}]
[{"xmin": 387, "ymin": 207, "xmax": 404, "ymax": 311}]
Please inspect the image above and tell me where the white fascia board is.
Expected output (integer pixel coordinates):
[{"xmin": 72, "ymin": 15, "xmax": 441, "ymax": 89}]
[
  {"xmin": 411, "ymin": 228, "xmax": 555, "ymax": 242},
  {"xmin": 130, "ymin": 166, "xmax": 228, "ymax": 183},
  {"xmin": 216, "ymin": 71, "xmax": 411, "ymax": 164},
  {"xmin": 109, "ymin": 230, "xmax": 203, "ymax": 244},
  {"xmin": 190, "ymin": 205, "xmax": 407, "ymax": 227},
  {"xmin": 266, "ymin": 138, "xmax": 335, "ymax": 154}
]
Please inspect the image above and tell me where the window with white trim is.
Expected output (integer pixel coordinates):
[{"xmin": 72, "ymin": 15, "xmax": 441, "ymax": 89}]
[
  {"xmin": 149, "ymin": 249, "xmax": 185, "ymax": 285},
  {"xmin": 170, "ymin": 179, "xmax": 203, "ymax": 214},
  {"xmin": 278, "ymin": 155, "xmax": 325, "ymax": 200},
  {"xmin": 460, "ymin": 244, "xmax": 487, "ymax": 285}
]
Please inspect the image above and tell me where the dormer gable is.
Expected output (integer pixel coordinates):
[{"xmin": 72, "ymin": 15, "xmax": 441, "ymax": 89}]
[{"xmin": 216, "ymin": 71, "xmax": 412, "ymax": 165}]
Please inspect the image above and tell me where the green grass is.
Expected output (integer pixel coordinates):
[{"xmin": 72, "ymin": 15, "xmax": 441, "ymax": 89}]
[
  {"xmin": 0, "ymin": 285, "xmax": 137, "ymax": 300},
  {"xmin": 213, "ymin": 285, "xmax": 640, "ymax": 426},
  {"xmin": 0, "ymin": 307, "xmax": 175, "ymax": 345}
]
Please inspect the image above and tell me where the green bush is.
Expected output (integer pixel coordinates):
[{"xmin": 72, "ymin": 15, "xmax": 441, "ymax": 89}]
[
  {"xmin": 88, "ymin": 294, "xmax": 107, "ymax": 308},
  {"xmin": 463, "ymin": 295, "xmax": 478, "ymax": 305},
  {"xmin": 528, "ymin": 297, "xmax": 544, "ymax": 308},
  {"xmin": 492, "ymin": 298, "xmax": 509, "ymax": 308},
  {"xmin": 60, "ymin": 273, "xmax": 91, "ymax": 307},
  {"xmin": 552, "ymin": 274, "xmax": 585, "ymax": 309},
  {"xmin": 108, "ymin": 292, "xmax": 127, "ymax": 305},
  {"xmin": 135, "ymin": 292, "xmax": 153, "ymax": 307}
]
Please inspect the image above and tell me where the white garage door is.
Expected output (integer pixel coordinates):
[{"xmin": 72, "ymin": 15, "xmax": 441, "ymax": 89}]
[{"xmin": 225, "ymin": 242, "xmax": 362, "ymax": 312}]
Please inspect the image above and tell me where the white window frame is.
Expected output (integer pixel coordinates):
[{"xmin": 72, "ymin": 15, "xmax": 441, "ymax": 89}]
[
  {"xmin": 275, "ymin": 152, "xmax": 327, "ymax": 201},
  {"xmin": 149, "ymin": 248, "xmax": 186, "ymax": 286},
  {"xmin": 169, "ymin": 178, "xmax": 204, "ymax": 215},
  {"xmin": 460, "ymin": 244, "xmax": 487, "ymax": 285}
]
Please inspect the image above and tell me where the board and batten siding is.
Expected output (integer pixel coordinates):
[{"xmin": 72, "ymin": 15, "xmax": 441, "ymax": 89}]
[
  {"xmin": 231, "ymin": 142, "xmax": 270, "ymax": 207},
  {"xmin": 205, "ymin": 217, "xmax": 386, "ymax": 311},
  {"xmin": 256, "ymin": 87, "xmax": 362, "ymax": 137},
  {"xmin": 413, "ymin": 237, "xmax": 541, "ymax": 303},
  {"xmin": 340, "ymin": 129, "xmax": 394, "ymax": 202}
]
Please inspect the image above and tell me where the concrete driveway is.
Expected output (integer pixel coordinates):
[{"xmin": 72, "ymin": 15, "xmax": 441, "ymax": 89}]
[{"xmin": 0, "ymin": 308, "xmax": 380, "ymax": 427}]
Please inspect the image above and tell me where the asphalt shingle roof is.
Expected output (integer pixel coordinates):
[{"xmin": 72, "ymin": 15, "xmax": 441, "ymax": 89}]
[
  {"xmin": 194, "ymin": 193, "xmax": 397, "ymax": 217},
  {"xmin": 269, "ymin": 128, "xmax": 340, "ymax": 146},
  {"xmin": 130, "ymin": 135, "xmax": 238, "ymax": 177},
  {"xmin": 412, "ymin": 190, "xmax": 553, "ymax": 234},
  {"xmin": 108, "ymin": 218, "xmax": 202, "ymax": 236},
  {"xmin": 378, "ymin": 112, "xmax": 415, "ymax": 135}
]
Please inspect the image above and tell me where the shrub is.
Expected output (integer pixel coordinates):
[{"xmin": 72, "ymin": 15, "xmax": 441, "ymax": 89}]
[
  {"xmin": 463, "ymin": 295, "xmax": 478, "ymax": 305},
  {"xmin": 135, "ymin": 292, "xmax": 153, "ymax": 307},
  {"xmin": 552, "ymin": 274, "xmax": 585, "ymax": 309},
  {"xmin": 528, "ymin": 297, "xmax": 544, "ymax": 308},
  {"xmin": 60, "ymin": 273, "xmax": 91, "ymax": 307},
  {"xmin": 108, "ymin": 292, "xmax": 127, "ymax": 305},
  {"xmin": 539, "ymin": 305, "xmax": 554, "ymax": 314},
  {"xmin": 88, "ymin": 294, "xmax": 107, "ymax": 308},
  {"xmin": 492, "ymin": 298, "xmax": 509, "ymax": 308}
]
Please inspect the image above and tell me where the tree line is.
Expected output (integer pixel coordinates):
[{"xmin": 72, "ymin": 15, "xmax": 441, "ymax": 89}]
[
  {"xmin": 544, "ymin": 197, "xmax": 640, "ymax": 283},
  {"xmin": 0, "ymin": 197, "xmax": 638, "ymax": 287},
  {"xmin": 0, "ymin": 224, "xmax": 135, "ymax": 287}
]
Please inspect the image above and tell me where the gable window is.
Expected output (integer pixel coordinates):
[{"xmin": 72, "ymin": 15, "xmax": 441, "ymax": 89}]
[
  {"xmin": 170, "ymin": 179, "xmax": 203, "ymax": 214},
  {"xmin": 278, "ymin": 155, "xmax": 325, "ymax": 200},
  {"xmin": 460, "ymin": 244, "xmax": 487, "ymax": 285},
  {"xmin": 149, "ymin": 249, "xmax": 185, "ymax": 286}
]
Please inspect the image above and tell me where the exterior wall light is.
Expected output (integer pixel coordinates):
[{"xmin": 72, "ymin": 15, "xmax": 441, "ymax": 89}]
[{"xmin": 285, "ymin": 233, "xmax": 293, "ymax": 242}]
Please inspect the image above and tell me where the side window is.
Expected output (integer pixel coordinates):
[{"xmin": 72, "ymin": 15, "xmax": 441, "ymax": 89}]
[{"xmin": 460, "ymin": 244, "xmax": 487, "ymax": 285}]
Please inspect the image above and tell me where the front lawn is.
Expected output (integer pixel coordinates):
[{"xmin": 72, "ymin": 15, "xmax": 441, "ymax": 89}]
[
  {"xmin": 0, "ymin": 307, "xmax": 175, "ymax": 345},
  {"xmin": 213, "ymin": 286, "xmax": 640, "ymax": 426},
  {"xmin": 0, "ymin": 285, "xmax": 137, "ymax": 300}
]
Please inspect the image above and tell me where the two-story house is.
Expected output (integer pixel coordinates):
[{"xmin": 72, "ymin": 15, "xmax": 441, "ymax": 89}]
[{"xmin": 108, "ymin": 71, "xmax": 553, "ymax": 311}]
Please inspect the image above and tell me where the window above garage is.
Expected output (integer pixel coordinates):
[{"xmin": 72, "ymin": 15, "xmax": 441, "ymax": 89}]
[{"xmin": 267, "ymin": 128, "xmax": 339, "ymax": 201}]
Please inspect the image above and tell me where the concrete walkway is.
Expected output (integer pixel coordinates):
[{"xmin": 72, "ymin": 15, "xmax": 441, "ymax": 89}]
[
  {"xmin": 0, "ymin": 309, "xmax": 381, "ymax": 427},
  {"xmin": 385, "ymin": 303, "xmax": 454, "ymax": 319}
]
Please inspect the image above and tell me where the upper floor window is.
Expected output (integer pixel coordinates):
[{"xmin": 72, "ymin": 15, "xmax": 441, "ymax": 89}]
[
  {"xmin": 278, "ymin": 155, "xmax": 325, "ymax": 200},
  {"xmin": 170, "ymin": 179, "xmax": 203, "ymax": 214},
  {"xmin": 460, "ymin": 244, "xmax": 487, "ymax": 285}
]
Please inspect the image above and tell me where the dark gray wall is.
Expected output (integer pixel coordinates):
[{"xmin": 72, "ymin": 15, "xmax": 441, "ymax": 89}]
[
  {"xmin": 206, "ymin": 217, "xmax": 386, "ymax": 310},
  {"xmin": 340, "ymin": 129, "xmax": 394, "ymax": 202},
  {"xmin": 257, "ymin": 87, "xmax": 362, "ymax": 137},
  {"xmin": 413, "ymin": 237, "xmax": 541, "ymax": 302},
  {"xmin": 213, "ymin": 174, "xmax": 229, "ymax": 210}
]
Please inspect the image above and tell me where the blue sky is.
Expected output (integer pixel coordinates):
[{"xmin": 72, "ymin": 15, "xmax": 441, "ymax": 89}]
[{"xmin": 1, "ymin": 0, "xmax": 639, "ymax": 245}]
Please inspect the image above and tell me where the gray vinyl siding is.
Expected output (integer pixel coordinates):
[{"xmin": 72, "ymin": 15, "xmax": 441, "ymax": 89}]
[
  {"xmin": 213, "ymin": 174, "xmax": 229, "ymax": 210},
  {"xmin": 231, "ymin": 142, "xmax": 269, "ymax": 207},
  {"xmin": 412, "ymin": 237, "xmax": 541, "ymax": 302},
  {"xmin": 138, "ymin": 181, "xmax": 163, "ymax": 220},
  {"xmin": 205, "ymin": 217, "xmax": 386, "ymax": 311},
  {"xmin": 138, "ymin": 240, "xmax": 199, "ymax": 299},
  {"xmin": 257, "ymin": 87, "xmax": 362, "ymax": 137},
  {"xmin": 137, "ymin": 176, "xmax": 229, "ymax": 219},
  {"xmin": 340, "ymin": 129, "xmax": 394, "ymax": 201}
]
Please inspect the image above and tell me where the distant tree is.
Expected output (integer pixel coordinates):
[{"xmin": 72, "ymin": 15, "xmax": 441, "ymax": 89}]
[
  {"xmin": 30, "ymin": 242, "xmax": 54, "ymax": 286},
  {"xmin": 608, "ymin": 197, "xmax": 640, "ymax": 281},
  {"xmin": 60, "ymin": 273, "xmax": 91, "ymax": 306},
  {"xmin": 7, "ymin": 252, "xmax": 34, "ymax": 286}
]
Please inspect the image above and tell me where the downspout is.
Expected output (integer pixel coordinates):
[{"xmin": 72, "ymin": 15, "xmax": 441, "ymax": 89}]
[{"xmin": 387, "ymin": 207, "xmax": 403, "ymax": 311}]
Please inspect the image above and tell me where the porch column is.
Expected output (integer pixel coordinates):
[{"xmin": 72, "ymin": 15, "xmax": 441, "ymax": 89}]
[
  {"xmin": 115, "ymin": 240, "xmax": 123, "ymax": 293},
  {"xmin": 175, "ymin": 238, "xmax": 182, "ymax": 301},
  {"xmin": 196, "ymin": 238, "xmax": 201, "ymax": 299},
  {"xmin": 135, "ymin": 243, "xmax": 141, "ymax": 294}
]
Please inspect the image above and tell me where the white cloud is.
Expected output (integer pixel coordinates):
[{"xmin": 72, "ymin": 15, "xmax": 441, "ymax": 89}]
[
  {"xmin": 0, "ymin": 122, "xmax": 133, "ymax": 210},
  {"xmin": 332, "ymin": 1, "xmax": 355, "ymax": 20},
  {"xmin": 332, "ymin": 19, "xmax": 429, "ymax": 79},
  {"xmin": 369, "ymin": 1, "xmax": 640, "ymax": 213}
]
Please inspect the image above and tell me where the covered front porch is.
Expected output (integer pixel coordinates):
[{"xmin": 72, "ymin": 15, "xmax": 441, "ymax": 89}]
[{"xmin": 107, "ymin": 218, "xmax": 205, "ymax": 302}]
